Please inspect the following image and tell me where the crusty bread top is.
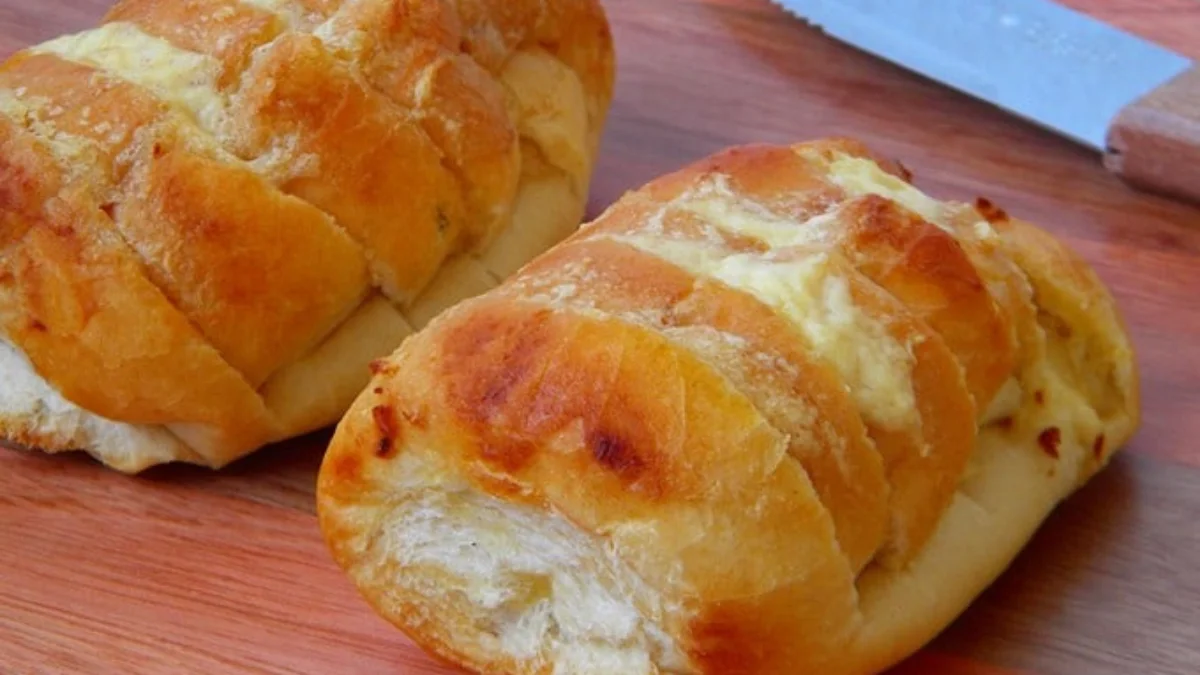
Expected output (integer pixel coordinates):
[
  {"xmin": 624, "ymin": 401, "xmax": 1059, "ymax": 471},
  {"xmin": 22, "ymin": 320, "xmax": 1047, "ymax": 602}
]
[
  {"xmin": 0, "ymin": 0, "xmax": 614, "ymax": 469},
  {"xmin": 317, "ymin": 138, "xmax": 1141, "ymax": 674}
]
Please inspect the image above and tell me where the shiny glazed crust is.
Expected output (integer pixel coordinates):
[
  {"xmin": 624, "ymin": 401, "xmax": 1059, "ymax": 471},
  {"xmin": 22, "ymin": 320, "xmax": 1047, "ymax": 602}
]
[
  {"xmin": 0, "ymin": 0, "xmax": 615, "ymax": 471},
  {"xmin": 317, "ymin": 139, "xmax": 1141, "ymax": 674}
]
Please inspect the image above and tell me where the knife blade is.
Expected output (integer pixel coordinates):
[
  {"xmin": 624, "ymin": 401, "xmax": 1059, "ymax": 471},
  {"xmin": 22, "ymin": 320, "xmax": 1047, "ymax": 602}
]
[{"xmin": 774, "ymin": 0, "xmax": 1200, "ymax": 204}]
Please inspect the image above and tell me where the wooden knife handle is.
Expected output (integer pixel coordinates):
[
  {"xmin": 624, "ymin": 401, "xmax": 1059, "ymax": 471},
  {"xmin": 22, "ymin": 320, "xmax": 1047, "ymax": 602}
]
[{"xmin": 1103, "ymin": 65, "xmax": 1200, "ymax": 205}]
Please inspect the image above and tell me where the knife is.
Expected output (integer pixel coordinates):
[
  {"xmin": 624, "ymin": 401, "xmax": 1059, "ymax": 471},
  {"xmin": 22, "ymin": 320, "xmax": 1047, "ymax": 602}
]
[{"xmin": 773, "ymin": 0, "xmax": 1200, "ymax": 204}]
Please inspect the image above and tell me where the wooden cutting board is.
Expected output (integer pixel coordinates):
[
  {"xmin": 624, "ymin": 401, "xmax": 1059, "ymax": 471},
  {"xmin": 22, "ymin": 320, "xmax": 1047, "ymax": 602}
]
[{"xmin": 3, "ymin": 1, "xmax": 1199, "ymax": 673}]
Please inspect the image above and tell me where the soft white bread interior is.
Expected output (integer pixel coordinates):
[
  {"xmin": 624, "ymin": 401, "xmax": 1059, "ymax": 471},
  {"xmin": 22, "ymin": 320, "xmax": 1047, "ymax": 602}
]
[
  {"xmin": 317, "ymin": 139, "xmax": 1141, "ymax": 675},
  {"xmin": 0, "ymin": 0, "xmax": 615, "ymax": 472}
]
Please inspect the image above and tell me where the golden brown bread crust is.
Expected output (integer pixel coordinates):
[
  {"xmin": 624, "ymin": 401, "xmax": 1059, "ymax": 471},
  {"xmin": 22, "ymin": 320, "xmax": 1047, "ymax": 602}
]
[
  {"xmin": 104, "ymin": 0, "xmax": 285, "ymax": 85},
  {"xmin": 0, "ymin": 0, "xmax": 614, "ymax": 471},
  {"xmin": 318, "ymin": 139, "xmax": 1141, "ymax": 674},
  {"xmin": 313, "ymin": 0, "xmax": 522, "ymax": 251},
  {"xmin": 0, "ymin": 53, "xmax": 372, "ymax": 388},
  {"xmin": 0, "ymin": 117, "xmax": 279, "ymax": 466},
  {"xmin": 510, "ymin": 235, "xmax": 892, "ymax": 574}
]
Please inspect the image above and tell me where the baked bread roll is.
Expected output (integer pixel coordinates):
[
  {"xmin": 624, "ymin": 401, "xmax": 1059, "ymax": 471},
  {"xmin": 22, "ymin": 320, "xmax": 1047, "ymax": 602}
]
[
  {"xmin": 317, "ymin": 139, "xmax": 1141, "ymax": 675},
  {"xmin": 0, "ymin": 0, "xmax": 615, "ymax": 472}
]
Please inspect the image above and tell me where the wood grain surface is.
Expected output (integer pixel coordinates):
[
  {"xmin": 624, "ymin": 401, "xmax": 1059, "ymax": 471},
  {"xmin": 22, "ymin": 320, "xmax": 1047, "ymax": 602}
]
[{"xmin": 2, "ymin": 0, "xmax": 1199, "ymax": 673}]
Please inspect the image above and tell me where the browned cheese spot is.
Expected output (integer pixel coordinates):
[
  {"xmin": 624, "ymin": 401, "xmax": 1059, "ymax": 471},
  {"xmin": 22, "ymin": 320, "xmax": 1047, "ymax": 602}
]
[
  {"xmin": 1034, "ymin": 390, "xmax": 1045, "ymax": 405},
  {"xmin": 588, "ymin": 429, "xmax": 645, "ymax": 481},
  {"xmin": 1038, "ymin": 427, "xmax": 1062, "ymax": 459},
  {"xmin": 975, "ymin": 197, "xmax": 1009, "ymax": 224},
  {"xmin": 372, "ymin": 404, "xmax": 399, "ymax": 458},
  {"xmin": 369, "ymin": 358, "xmax": 396, "ymax": 376},
  {"xmin": 1093, "ymin": 433, "xmax": 1107, "ymax": 460}
]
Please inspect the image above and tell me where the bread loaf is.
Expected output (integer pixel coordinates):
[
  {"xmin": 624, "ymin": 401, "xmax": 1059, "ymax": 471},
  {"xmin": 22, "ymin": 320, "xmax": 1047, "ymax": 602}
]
[
  {"xmin": 0, "ymin": 0, "xmax": 615, "ymax": 472},
  {"xmin": 317, "ymin": 139, "xmax": 1141, "ymax": 675}
]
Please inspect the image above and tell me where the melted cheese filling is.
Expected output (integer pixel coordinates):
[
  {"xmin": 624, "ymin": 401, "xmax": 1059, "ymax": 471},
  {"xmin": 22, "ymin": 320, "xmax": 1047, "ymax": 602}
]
[
  {"xmin": 607, "ymin": 234, "xmax": 918, "ymax": 432},
  {"xmin": 670, "ymin": 176, "xmax": 842, "ymax": 249},
  {"xmin": 35, "ymin": 22, "xmax": 229, "ymax": 135},
  {"xmin": 823, "ymin": 152, "xmax": 946, "ymax": 225},
  {"xmin": 821, "ymin": 150, "xmax": 1002, "ymax": 243}
]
